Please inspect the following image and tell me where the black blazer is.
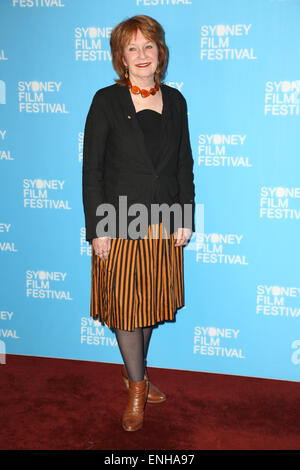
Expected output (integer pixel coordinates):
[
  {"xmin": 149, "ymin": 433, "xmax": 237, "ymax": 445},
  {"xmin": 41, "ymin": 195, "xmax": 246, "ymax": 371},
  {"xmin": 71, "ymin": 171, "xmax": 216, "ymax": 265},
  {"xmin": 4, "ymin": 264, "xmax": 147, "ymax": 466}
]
[{"xmin": 82, "ymin": 83, "xmax": 195, "ymax": 242}]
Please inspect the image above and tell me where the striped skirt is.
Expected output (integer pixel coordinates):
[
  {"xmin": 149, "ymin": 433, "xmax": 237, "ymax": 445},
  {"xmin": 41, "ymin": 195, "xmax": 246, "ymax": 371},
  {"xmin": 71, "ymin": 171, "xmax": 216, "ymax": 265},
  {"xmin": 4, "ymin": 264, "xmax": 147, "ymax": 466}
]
[{"xmin": 90, "ymin": 221, "xmax": 184, "ymax": 331}]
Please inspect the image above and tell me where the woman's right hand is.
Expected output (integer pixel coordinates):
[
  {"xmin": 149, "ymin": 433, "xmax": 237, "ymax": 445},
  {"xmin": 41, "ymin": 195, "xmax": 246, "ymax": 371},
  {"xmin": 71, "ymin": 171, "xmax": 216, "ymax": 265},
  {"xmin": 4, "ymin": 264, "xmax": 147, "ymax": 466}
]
[{"xmin": 92, "ymin": 237, "xmax": 111, "ymax": 261}]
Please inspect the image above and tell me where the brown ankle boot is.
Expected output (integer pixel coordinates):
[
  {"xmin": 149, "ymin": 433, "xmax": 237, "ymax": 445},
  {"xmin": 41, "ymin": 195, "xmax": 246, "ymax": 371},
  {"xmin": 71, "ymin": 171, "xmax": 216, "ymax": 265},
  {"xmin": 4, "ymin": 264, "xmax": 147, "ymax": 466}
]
[
  {"xmin": 121, "ymin": 365, "xmax": 167, "ymax": 404},
  {"xmin": 122, "ymin": 377, "xmax": 148, "ymax": 432}
]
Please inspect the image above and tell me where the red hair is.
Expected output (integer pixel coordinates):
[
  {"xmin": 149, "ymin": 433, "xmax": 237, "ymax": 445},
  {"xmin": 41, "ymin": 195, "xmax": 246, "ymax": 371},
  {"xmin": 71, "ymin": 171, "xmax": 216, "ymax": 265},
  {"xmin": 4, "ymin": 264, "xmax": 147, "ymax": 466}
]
[{"xmin": 110, "ymin": 15, "xmax": 169, "ymax": 86}]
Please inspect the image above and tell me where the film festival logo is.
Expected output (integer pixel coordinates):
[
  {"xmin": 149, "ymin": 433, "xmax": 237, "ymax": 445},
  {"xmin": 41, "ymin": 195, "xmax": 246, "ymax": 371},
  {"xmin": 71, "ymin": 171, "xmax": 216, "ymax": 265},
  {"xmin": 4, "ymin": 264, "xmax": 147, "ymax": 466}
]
[
  {"xmin": 256, "ymin": 285, "xmax": 300, "ymax": 319},
  {"xmin": 80, "ymin": 317, "xmax": 118, "ymax": 347},
  {"xmin": 23, "ymin": 178, "xmax": 71, "ymax": 210},
  {"xmin": 198, "ymin": 134, "xmax": 252, "ymax": 168},
  {"xmin": 264, "ymin": 80, "xmax": 300, "ymax": 116},
  {"xmin": 193, "ymin": 326, "xmax": 246, "ymax": 359},
  {"xmin": 26, "ymin": 270, "xmax": 72, "ymax": 300},
  {"xmin": 195, "ymin": 232, "xmax": 248, "ymax": 265},
  {"xmin": 259, "ymin": 186, "xmax": 300, "ymax": 220},
  {"xmin": 18, "ymin": 81, "xmax": 69, "ymax": 114},
  {"xmin": 200, "ymin": 24, "xmax": 257, "ymax": 61},
  {"xmin": 74, "ymin": 26, "xmax": 112, "ymax": 61}
]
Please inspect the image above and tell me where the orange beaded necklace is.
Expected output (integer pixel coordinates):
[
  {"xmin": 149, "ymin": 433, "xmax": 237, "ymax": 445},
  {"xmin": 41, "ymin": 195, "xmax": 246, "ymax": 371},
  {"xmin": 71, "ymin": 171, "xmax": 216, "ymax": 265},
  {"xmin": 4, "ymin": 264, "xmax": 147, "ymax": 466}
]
[{"xmin": 127, "ymin": 79, "xmax": 160, "ymax": 98}]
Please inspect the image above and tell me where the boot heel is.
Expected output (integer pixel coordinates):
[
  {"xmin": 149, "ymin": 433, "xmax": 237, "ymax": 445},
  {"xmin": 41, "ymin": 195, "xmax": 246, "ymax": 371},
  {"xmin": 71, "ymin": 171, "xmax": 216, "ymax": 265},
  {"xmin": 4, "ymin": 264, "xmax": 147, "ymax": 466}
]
[{"xmin": 122, "ymin": 374, "xmax": 129, "ymax": 389}]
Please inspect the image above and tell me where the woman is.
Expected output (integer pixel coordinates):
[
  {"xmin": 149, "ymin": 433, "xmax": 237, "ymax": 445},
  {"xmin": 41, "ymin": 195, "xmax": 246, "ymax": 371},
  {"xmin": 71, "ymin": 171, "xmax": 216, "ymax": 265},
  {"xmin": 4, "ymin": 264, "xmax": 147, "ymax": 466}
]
[{"xmin": 82, "ymin": 15, "xmax": 195, "ymax": 432}]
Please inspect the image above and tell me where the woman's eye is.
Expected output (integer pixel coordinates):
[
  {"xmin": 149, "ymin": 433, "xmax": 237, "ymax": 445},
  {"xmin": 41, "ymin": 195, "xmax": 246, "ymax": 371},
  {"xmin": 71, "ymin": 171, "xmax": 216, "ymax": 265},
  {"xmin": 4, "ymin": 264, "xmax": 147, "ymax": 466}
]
[{"xmin": 146, "ymin": 45, "xmax": 153, "ymax": 48}]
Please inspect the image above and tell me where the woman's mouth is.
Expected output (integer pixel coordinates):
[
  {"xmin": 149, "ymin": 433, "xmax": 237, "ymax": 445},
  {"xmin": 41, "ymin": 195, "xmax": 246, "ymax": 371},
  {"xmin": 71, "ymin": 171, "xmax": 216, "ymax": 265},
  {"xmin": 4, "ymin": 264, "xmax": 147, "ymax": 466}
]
[{"xmin": 135, "ymin": 62, "xmax": 151, "ymax": 68}]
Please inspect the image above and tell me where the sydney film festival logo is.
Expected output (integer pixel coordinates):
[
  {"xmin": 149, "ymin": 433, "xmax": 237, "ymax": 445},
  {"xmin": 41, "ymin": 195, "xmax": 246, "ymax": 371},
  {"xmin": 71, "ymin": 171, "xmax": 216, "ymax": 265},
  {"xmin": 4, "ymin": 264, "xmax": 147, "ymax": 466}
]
[
  {"xmin": 259, "ymin": 186, "xmax": 300, "ymax": 220},
  {"xmin": 74, "ymin": 26, "xmax": 112, "ymax": 61},
  {"xmin": 195, "ymin": 232, "xmax": 248, "ymax": 265},
  {"xmin": 193, "ymin": 326, "xmax": 246, "ymax": 359},
  {"xmin": 200, "ymin": 23, "xmax": 257, "ymax": 61},
  {"xmin": 264, "ymin": 80, "xmax": 300, "ymax": 116},
  {"xmin": 256, "ymin": 285, "xmax": 300, "ymax": 319},
  {"xmin": 80, "ymin": 317, "xmax": 118, "ymax": 347},
  {"xmin": 23, "ymin": 178, "xmax": 71, "ymax": 210},
  {"xmin": 18, "ymin": 81, "xmax": 69, "ymax": 114},
  {"xmin": 198, "ymin": 134, "xmax": 252, "ymax": 168},
  {"xmin": 26, "ymin": 270, "xmax": 72, "ymax": 300}
]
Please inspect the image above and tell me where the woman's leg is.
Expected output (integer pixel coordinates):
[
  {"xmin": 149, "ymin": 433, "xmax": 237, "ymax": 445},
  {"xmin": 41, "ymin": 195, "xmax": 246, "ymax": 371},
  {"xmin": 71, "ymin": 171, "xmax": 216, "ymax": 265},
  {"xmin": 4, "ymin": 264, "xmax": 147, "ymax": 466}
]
[
  {"xmin": 115, "ymin": 327, "xmax": 145, "ymax": 382},
  {"xmin": 115, "ymin": 325, "xmax": 154, "ymax": 381},
  {"xmin": 142, "ymin": 325, "xmax": 153, "ymax": 367}
]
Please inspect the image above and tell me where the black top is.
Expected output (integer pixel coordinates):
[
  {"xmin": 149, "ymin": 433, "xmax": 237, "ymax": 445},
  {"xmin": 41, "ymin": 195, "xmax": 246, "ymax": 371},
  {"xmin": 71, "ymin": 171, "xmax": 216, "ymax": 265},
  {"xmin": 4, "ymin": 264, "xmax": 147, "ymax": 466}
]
[{"xmin": 136, "ymin": 109, "xmax": 162, "ymax": 170}]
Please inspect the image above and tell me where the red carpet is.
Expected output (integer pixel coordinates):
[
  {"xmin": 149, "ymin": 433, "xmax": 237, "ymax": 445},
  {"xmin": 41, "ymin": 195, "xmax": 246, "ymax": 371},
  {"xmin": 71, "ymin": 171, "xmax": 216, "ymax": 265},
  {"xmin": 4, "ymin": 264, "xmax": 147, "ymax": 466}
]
[{"xmin": 0, "ymin": 354, "xmax": 299, "ymax": 450}]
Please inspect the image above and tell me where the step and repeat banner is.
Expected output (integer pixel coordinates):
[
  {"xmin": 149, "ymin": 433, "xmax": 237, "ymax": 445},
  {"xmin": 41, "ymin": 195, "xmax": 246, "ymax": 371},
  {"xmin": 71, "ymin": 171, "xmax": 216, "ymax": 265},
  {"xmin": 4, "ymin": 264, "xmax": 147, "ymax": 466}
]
[{"xmin": 1, "ymin": 0, "xmax": 299, "ymax": 381}]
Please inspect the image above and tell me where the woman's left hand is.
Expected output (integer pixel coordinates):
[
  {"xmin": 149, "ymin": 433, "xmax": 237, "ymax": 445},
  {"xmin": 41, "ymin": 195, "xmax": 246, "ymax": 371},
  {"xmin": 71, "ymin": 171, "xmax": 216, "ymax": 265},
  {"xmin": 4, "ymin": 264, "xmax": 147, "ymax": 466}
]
[{"xmin": 174, "ymin": 227, "xmax": 192, "ymax": 247}]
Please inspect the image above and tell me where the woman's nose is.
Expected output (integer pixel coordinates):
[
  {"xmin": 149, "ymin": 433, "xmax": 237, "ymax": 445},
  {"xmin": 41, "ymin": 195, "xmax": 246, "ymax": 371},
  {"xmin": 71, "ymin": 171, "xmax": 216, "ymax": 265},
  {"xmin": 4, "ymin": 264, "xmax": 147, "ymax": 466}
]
[{"xmin": 137, "ymin": 48, "xmax": 147, "ymax": 59}]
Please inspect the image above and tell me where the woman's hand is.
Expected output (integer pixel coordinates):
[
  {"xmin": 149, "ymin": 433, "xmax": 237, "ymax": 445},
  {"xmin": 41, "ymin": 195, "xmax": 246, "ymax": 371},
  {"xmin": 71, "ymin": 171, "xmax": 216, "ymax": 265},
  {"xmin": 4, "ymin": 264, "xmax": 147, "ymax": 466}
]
[
  {"xmin": 174, "ymin": 228, "xmax": 192, "ymax": 247},
  {"xmin": 92, "ymin": 236, "xmax": 111, "ymax": 261}
]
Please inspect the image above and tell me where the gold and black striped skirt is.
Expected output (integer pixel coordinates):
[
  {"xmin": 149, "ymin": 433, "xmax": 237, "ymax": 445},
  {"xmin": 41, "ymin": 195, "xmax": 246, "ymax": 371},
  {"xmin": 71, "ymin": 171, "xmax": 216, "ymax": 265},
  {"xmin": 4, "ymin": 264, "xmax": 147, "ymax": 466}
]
[{"xmin": 90, "ymin": 221, "xmax": 184, "ymax": 331}]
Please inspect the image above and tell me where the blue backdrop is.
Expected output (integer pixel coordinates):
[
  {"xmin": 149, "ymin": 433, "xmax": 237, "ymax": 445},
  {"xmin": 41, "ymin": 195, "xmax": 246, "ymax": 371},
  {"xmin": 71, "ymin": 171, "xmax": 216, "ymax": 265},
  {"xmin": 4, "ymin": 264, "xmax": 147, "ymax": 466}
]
[{"xmin": 1, "ymin": 0, "xmax": 299, "ymax": 382}]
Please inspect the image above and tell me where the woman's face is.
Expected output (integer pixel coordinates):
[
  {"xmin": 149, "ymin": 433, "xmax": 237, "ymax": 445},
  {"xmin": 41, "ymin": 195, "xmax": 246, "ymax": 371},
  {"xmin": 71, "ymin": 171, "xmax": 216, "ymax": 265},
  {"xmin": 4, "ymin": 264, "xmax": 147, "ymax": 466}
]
[{"xmin": 122, "ymin": 29, "xmax": 159, "ymax": 83}]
